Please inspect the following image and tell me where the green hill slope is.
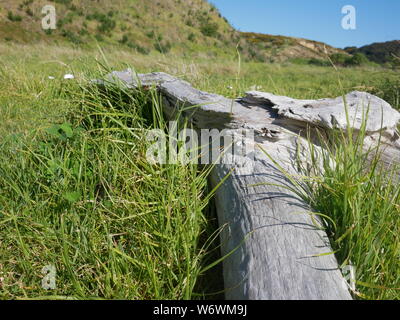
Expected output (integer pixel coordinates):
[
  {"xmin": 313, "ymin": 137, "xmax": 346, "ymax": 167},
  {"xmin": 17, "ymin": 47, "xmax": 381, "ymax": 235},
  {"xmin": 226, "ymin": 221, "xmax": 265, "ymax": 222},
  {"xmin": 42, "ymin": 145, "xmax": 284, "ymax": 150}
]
[
  {"xmin": 2, "ymin": 0, "xmax": 396, "ymax": 65},
  {"xmin": 241, "ymin": 32, "xmax": 347, "ymax": 63},
  {"xmin": 0, "ymin": 0, "xmax": 240, "ymax": 54}
]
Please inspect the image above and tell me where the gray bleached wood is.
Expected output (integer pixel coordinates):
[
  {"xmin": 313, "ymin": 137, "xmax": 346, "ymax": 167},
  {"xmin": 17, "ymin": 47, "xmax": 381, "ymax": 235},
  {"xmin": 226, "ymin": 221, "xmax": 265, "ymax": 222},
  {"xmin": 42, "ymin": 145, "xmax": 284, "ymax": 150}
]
[
  {"xmin": 99, "ymin": 69, "xmax": 400, "ymax": 300},
  {"xmin": 242, "ymin": 90, "xmax": 400, "ymax": 133},
  {"xmin": 242, "ymin": 90, "xmax": 400, "ymax": 169}
]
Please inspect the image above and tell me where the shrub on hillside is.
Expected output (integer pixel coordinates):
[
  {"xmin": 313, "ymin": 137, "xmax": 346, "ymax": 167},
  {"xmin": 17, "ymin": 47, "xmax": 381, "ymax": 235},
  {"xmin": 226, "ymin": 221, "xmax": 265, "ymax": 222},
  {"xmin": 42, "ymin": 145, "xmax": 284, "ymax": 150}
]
[
  {"xmin": 188, "ymin": 33, "xmax": 196, "ymax": 42},
  {"xmin": 127, "ymin": 42, "xmax": 150, "ymax": 55},
  {"xmin": 61, "ymin": 30, "xmax": 82, "ymax": 44},
  {"xmin": 330, "ymin": 52, "xmax": 370, "ymax": 67},
  {"xmin": 25, "ymin": 8, "xmax": 34, "ymax": 17},
  {"xmin": 44, "ymin": 29, "xmax": 53, "ymax": 35},
  {"xmin": 329, "ymin": 53, "xmax": 348, "ymax": 65},
  {"xmin": 7, "ymin": 11, "xmax": 23, "ymax": 22},
  {"xmin": 289, "ymin": 57, "xmax": 332, "ymax": 67},
  {"xmin": 119, "ymin": 34, "xmax": 129, "ymax": 45},
  {"xmin": 87, "ymin": 12, "xmax": 116, "ymax": 34},
  {"xmin": 79, "ymin": 28, "xmax": 89, "ymax": 36},
  {"xmin": 154, "ymin": 41, "xmax": 172, "ymax": 53},
  {"xmin": 94, "ymin": 34, "xmax": 104, "ymax": 42},
  {"xmin": 118, "ymin": 34, "xmax": 150, "ymax": 54},
  {"xmin": 289, "ymin": 58, "xmax": 310, "ymax": 65},
  {"xmin": 97, "ymin": 18, "xmax": 116, "ymax": 33},
  {"xmin": 200, "ymin": 22, "xmax": 219, "ymax": 38},
  {"xmin": 346, "ymin": 52, "xmax": 369, "ymax": 66},
  {"xmin": 146, "ymin": 31, "xmax": 156, "ymax": 39},
  {"xmin": 62, "ymin": 13, "xmax": 74, "ymax": 25},
  {"xmin": 308, "ymin": 58, "xmax": 330, "ymax": 67}
]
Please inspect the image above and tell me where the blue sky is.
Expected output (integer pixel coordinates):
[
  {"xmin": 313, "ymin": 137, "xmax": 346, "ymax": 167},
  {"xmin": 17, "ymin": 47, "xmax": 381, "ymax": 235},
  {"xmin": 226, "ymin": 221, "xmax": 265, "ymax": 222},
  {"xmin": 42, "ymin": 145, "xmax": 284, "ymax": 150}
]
[{"xmin": 210, "ymin": 0, "xmax": 400, "ymax": 48}]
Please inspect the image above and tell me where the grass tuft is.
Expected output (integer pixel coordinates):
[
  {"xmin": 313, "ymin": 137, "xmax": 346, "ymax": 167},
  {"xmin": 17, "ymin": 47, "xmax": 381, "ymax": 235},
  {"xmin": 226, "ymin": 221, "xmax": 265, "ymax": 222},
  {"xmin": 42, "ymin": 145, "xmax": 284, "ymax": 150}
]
[
  {"xmin": 277, "ymin": 102, "xmax": 400, "ymax": 299},
  {"xmin": 0, "ymin": 62, "xmax": 220, "ymax": 299}
]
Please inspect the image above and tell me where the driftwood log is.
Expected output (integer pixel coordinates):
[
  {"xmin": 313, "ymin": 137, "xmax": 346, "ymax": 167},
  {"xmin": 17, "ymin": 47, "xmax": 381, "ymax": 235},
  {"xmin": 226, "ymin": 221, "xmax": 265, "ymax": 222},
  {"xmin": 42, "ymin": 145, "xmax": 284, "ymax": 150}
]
[{"xmin": 98, "ymin": 69, "xmax": 400, "ymax": 300}]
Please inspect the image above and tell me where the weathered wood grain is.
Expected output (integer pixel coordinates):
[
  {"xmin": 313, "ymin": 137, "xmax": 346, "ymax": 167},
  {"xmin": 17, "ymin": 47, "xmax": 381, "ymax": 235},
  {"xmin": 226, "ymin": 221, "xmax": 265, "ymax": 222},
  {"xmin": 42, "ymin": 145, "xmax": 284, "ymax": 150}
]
[
  {"xmin": 99, "ymin": 69, "xmax": 400, "ymax": 300},
  {"xmin": 242, "ymin": 90, "xmax": 400, "ymax": 170}
]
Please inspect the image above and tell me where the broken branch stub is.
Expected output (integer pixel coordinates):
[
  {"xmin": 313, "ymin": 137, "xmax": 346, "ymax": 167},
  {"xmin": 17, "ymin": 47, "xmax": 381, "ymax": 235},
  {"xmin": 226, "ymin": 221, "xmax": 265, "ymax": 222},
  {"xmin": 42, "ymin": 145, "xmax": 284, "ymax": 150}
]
[{"xmin": 99, "ymin": 69, "xmax": 400, "ymax": 300}]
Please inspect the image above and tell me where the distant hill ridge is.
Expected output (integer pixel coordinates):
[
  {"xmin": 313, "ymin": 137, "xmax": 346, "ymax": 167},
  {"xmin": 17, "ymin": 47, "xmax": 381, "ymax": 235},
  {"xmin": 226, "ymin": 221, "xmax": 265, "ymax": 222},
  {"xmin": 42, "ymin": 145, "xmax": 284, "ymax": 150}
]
[
  {"xmin": 241, "ymin": 32, "xmax": 346, "ymax": 62},
  {"xmin": 345, "ymin": 40, "xmax": 400, "ymax": 64}
]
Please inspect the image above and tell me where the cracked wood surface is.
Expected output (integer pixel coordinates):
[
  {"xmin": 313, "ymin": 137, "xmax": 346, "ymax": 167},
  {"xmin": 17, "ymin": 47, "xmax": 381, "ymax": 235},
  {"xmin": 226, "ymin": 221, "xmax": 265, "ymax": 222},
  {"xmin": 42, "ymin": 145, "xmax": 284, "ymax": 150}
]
[{"xmin": 99, "ymin": 69, "xmax": 400, "ymax": 300}]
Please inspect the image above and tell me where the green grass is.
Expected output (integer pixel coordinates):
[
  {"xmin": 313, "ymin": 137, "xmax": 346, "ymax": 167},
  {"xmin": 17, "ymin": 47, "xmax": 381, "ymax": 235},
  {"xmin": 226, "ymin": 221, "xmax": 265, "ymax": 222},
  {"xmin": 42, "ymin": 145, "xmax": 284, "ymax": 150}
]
[
  {"xmin": 298, "ymin": 121, "xmax": 400, "ymax": 300},
  {"xmin": 0, "ymin": 42, "xmax": 399, "ymax": 299},
  {"xmin": 259, "ymin": 102, "xmax": 400, "ymax": 299},
  {"xmin": 0, "ymin": 51, "xmax": 221, "ymax": 299}
]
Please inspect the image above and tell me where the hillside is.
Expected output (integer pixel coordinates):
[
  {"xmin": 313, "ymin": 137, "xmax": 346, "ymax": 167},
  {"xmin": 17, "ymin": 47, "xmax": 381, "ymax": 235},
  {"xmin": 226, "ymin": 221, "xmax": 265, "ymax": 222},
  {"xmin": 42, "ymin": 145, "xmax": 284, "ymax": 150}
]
[
  {"xmin": 0, "ymin": 0, "xmax": 240, "ymax": 55},
  {"xmin": 2, "ymin": 0, "xmax": 399, "ymax": 66},
  {"xmin": 0, "ymin": 0, "xmax": 353, "ymax": 62},
  {"xmin": 241, "ymin": 32, "xmax": 347, "ymax": 63},
  {"xmin": 345, "ymin": 40, "xmax": 400, "ymax": 65}
]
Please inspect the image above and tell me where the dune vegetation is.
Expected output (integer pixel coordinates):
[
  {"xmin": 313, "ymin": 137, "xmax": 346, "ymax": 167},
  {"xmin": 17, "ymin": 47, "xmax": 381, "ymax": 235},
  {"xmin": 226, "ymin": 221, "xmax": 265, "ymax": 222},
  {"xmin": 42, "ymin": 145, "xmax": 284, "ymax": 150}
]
[
  {"xmin": 1, "ymin": 0, "xmax": 400, "ymax": 300},
  {"xmin": 0, "ymin": 41, "xmax": 399, "ymax": 299}
]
